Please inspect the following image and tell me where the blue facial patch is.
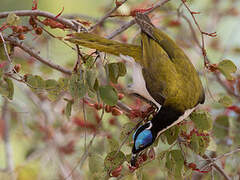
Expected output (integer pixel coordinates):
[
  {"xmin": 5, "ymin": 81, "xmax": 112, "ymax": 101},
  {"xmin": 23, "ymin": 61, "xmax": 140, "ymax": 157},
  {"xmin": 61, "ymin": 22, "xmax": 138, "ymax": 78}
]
[{"xmin": 135, "ymin": 130, "xmax": 153, "ymax": 150}]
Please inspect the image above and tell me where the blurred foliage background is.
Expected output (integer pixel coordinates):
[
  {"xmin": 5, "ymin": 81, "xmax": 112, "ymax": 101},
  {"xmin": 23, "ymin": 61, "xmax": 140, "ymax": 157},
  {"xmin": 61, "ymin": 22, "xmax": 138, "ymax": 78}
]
[{"xmin": 0, "ymin": 0, "xmax": 240, "ymax": 180}]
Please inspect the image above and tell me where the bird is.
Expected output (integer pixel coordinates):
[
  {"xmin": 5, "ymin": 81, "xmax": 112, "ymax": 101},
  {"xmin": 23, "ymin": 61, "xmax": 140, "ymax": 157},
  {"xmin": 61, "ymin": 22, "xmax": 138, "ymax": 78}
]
[{"xmin": 66, "ymin": 13, "xmax": 205, "ymax": 166}]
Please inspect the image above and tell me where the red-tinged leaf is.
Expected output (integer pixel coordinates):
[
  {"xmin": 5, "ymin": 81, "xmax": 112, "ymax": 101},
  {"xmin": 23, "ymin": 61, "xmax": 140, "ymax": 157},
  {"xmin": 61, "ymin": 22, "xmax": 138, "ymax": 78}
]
[
  {"xmin": 32, "ymin": 0, "xmax": 38, "ymax": 10},
  {"xmin": 0, "ymin": 23, "xmax": 9, "ymax": 32},
  {"xmin": 148, "ymin": 147, "xmax": 155, "ymax": 160},
  {"xmin": 76, "ymin": 19, "xmax": 92, "ymax": 26},
  {"xmin": 115, "ymin": 0, "xmax": 123, "ymax": 7},
  {"xmin": 42, "ymin": 18, "xmax": 66, "ymax": 29},
  {"xmin": 227, "ymin": 105, "xmax": 240, "ymax": 114},
  {"xmin": 130, "ymin": 6, "xmax": 153, "ymax": 17},
  {"xmin": 55, "ymin": 7, "xmax": 65, "ymax": 18},
  {"xmin": 72, "ymin": 117, "xmax": 96, "ymax": 130},
  {"xmin": 0, "ymin": 118, "xmax": 4, "ymax": 139},
  {"xmin": 194, "ymin": 169, "xmax": 211, "ymax": 173},
  {"xmin": 59, "ymin": 140, "xmax": 75, "ymax": 154},
  {"xmin": 168, "ymin": 20, "xmax": 181, "ymax": 27},
  {"xmin": 0, "ymin": 61, "xmax": 7, "ymax": 68},
  {"xmin": 110, "ymin": 166, "xmax": 122, "ymax": 177},
  {"xmin": 191, "ymin": 11, "xmax": 201, "ymax": 14}
]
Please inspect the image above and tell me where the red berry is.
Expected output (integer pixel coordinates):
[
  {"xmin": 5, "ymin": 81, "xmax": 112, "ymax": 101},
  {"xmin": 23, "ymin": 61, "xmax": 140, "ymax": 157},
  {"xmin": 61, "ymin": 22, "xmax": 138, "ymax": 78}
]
[
  {"xmin": 13, "ymin": 64, "xmax": 21, "ymax": 73},
  {"xmin": 18, "ymin": 33, "xmax": 25, "ymax": 40},
  {"xmin": 105, "ymin": 105, "xmax": 112, "ymax": 113},
  {"xmin": 141, "ymin": 153, "xmax": 148, "ymax": 162},
  {"xmin": 94, "ymin": 103, "xmax": 103, "ymax": 110},
  {"xmin": 29, "ymin": 17, "xmax": 37, "ymax": 27},
  {"xmin": 118, "ymin": 93, "xmax": 124, "ymax": 100},
  {"xmin": 111, "ymin": 166, "xmax": 122, "ymax": 177},
  {"xmin": 189, "ymin": 162, "xmax": 197, "ymax": 170},
  {"xmin": 148, "ymin": 148, "xmax": 155, "ymax": 160},
  {"xmin": 109, "ymin": 118, "xmax": 117, "ymax": 125},
  {"xmin": 111, "ymin": 107, "xmax": 122, "ymax": 116},
  {"xmin": 35, "ymin": 27, "xmax": 43, "ymax": 35}
]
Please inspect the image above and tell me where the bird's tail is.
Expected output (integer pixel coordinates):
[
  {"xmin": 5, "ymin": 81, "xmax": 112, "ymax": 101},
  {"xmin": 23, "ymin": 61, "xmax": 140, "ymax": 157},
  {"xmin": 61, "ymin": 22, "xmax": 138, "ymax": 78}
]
[{"xmin": 66, "ymin": 32, "xmax": 142, "ymax": 61}]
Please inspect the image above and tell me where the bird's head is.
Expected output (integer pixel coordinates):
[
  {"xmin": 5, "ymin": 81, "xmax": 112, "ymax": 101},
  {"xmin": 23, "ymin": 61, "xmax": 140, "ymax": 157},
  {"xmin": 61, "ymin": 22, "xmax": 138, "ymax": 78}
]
[{"xmin": 131, "ymin": 121, "xmax": 156, "ymax": 166}]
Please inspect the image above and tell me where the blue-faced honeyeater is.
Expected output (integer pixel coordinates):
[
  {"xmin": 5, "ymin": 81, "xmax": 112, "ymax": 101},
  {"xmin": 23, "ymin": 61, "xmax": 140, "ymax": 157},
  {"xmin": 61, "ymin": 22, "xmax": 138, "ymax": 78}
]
[{"xmin": 66, "ymin": 13, "xmax": 205, "ymax": 166}]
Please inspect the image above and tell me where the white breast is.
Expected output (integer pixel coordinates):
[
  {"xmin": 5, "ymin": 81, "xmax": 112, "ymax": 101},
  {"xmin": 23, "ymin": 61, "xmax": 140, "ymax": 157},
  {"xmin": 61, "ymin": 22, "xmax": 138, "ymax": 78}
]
[{"xmin": 120, "ymin": 55, "xmax": 161, "ymax": 109}]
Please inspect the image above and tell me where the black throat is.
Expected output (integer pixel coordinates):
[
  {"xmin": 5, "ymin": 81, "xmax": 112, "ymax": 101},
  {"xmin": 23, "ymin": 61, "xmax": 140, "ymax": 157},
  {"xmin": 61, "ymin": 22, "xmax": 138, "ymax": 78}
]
[{"xmin": 150, "ymin": 106, "xmax": 183, "ymax": 136}]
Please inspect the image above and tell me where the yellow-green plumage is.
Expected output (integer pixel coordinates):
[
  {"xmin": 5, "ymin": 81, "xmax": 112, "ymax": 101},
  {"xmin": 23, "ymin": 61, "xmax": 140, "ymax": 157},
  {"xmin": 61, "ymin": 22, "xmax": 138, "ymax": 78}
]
[{"xmin": 66, "ymin": 14, "xmax": 204, "ymax": 113}]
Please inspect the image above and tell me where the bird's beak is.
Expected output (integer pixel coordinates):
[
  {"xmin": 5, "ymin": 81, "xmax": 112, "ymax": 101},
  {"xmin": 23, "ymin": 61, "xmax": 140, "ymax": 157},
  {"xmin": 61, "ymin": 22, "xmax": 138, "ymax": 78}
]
[{"xmin": 130, "ymin": 153, "xmax": 138, "ymax": 167}]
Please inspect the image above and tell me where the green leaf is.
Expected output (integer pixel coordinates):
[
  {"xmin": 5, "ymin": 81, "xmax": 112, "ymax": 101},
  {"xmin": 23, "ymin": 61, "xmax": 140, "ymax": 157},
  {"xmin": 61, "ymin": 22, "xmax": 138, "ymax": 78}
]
[
  {"xmin": 120, "ymin": 122, "xmax": 136, "ymax": 143},
  {"xmin": 171, "ymin": 150, "xmax": 184, "ymax": 175},
  {"xmin": 99, "ymin": 85, "xmax": 118, "ymax": 106},
  {"xmin": 89, "ymin": 154, "xmax": 104, "ymax": 174},
  {"xmin": 0, "ymin": 43, "xmax": 11, "ymax": 60},
  {"xmin": 190, "ymin": 110, "xmax": 212, "ymax": 131},
  {"xmin": 107, "ymin": 138, "xmax": 119, "ymax": 152},
  {"xmin": 107, "ymin": 63, "xmax": 119, "ymax": 84},
  {"xmin": 84, "ymin": 56, "xmax": 95, "ymax": 69},
  {"xmin": 93, "ymin": 78, "xmax": 99, "ymax": 91},
  {"xmin": 25, "ymin": 74, "xmax": 45, "ymax": 91},
  {"xmin": 69, "ymin": 73, "xmax": 86, "ymax": 98},
  {"xmin": 166, "ymin": 150, "xmax": 184, "ymax": 178},
  {"xmin": 45, "ymin": 79, "xmax": 58, "ymax": 90},
  {"xmin": 5, "ymin": 78, "xmax": 14, "ymax": 100},
  {"xmin": 218, "ymin": 95, "xmax": 232, "ymax": 107},
  {"xmin": 218, "ymin": 60, "xmax": 237, "ymax": 80},
  {"xmin": 6, "ymin": 13, "xmax": 20, "ymax": 26},
  {"xmin": 117, "ymin": 62, "xmax": 127, "ymax": 76},
  {"xmin": 58, "ymin": 77, "xmax": 69, "ymax": 91},
  {"xmin": 213, "ymin": 115, "xmax": 229, "ymax": 139},
  {"xmin": 65, "ymin": 100, "xmax": 73, "ymax": 119},
  {"xmin": 104, "ymin": 151, "xmax": 126, "ymax": 171},
  {"xmin": 0, "ymin": 77, "xmax": 14, "ymax": 100},
  {"xmin": 107, "ymin": 62, "xmax": 127, "ymax": 84},
  {"xmin": 86, "ymin": 69, "xmax": 97, "ymax": 90},
  {"xmin": 190, "ymin": 134, "xmax": 209, "ymax": 155},
  {"xmin": 163, "ymin": 126, "xmax": 179, "ymax": 145}
]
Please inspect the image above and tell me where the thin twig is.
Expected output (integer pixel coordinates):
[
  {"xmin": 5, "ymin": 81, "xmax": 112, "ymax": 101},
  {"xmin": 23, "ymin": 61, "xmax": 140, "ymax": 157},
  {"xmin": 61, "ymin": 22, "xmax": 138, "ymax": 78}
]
[
  {"xmin": 0, "ymin": 99, "xmax": 15, "ymax": 177},
  {"xmin": 106, "ymin": 0, "xmax": 171, "ymax": 39},
  {"xmin": 0, "ymin": 10, "xmax": 79, "ymax": 31},
  {"xmin": 89, "ymin": 0, "xmax": 128, "ymax": 31},
  {"xmin": 4, "ymin": 36, "xmax": 72, "ymax": 75},
  {"xmin": 214, "ymin": 147, "xmax": 240, "ymax": 162},
  {"xmin": 0, "ymin": 32, "xmax": 12, "ymax": 63},
  {"xmin": 180, "ymin": 0, "xmax": 217, "ymax": 66},
  {"xmin": 203, "ymin": 154, "xmax": 231, "ymax": 180},
  {"xmin": 65, "ymin": 102, "xmax": 105, "ymax": 179}
]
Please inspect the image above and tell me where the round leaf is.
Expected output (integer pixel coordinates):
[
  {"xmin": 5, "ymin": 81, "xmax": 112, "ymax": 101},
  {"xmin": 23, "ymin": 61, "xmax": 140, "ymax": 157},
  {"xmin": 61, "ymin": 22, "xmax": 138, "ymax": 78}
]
[
  {"xmin": 89, "ymin": 154, "xmax": 104, "ymax": 173},
  {"xmin": 190, "ymin": 110, "xmax": 212, "ymax": 130},
  {"xmin": 99, "ymin": 85, "xmax": 118, "ymax": 106},
  {"xmin": 104, "ymin": 151, "xmax": 126, "ymax": 171},
  {"xmin": 218, "ymin": 60, "xmax": 237, "ymax": 80}
]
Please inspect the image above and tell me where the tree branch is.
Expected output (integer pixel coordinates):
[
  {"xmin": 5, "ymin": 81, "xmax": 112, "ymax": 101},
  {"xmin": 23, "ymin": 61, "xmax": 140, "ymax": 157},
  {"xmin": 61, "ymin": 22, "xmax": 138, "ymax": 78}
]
[
  {"xmin": 106, "ymin": 0, "xmax": 171, "ymax": 39},
  {"xmin": 203, "ymin": 154, "xmax": 231, "ymax": 180},
  {"xmin": 0, "ymin": 99, "xmax": 14, "ymax": 177},
  {"xmin": 0, "ymin": 10, "xmax": 79, "ymax": 31},
  {"xmin": 89, "ymin": 0, "xmax": 128, "ymax": 31},
  {"xmin": 4, "ymin": 36, "xmax": 72, "ymax": 75}
]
